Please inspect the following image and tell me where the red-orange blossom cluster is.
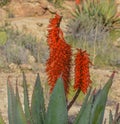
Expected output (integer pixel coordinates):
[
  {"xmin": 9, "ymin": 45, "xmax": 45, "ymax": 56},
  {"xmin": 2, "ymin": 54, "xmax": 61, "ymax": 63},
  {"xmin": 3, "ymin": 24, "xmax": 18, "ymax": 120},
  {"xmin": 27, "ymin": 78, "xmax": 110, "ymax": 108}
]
[
  {"xmin": 46, "ymin": 14, "xmax": 91, "ymax": 94},
  {"xmin": 74, "ymin": 49, "xmax": 92, "ymax": 93},
  {"xmin": 46, "ymin": 14, "xmax": 72, "ymax": 94},
  {"xmin": 75, "ymin": 0, "xmax": 80, "ymax": 4}
]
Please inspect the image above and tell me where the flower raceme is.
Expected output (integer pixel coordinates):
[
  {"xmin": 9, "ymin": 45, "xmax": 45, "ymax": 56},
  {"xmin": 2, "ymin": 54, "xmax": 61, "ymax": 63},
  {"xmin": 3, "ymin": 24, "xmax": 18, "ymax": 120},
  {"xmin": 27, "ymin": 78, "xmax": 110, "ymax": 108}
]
[
  {"xmin": 47, "ymin": 14, "xmax": 61, "ymax": 50},
  {"xmin": 74, "ymin": 49, "xmax": 92, "ymax": 94},
  {"xmin": 46, "ymin": 14, "xmax": 72, "ymax": 94},
  {"xmin": 46, "ymin": 14, "xmax": 91, "ymax": 95},
  {"xmin": 75, "ymin": 0, "xmax": 80, "ymax": 5}
]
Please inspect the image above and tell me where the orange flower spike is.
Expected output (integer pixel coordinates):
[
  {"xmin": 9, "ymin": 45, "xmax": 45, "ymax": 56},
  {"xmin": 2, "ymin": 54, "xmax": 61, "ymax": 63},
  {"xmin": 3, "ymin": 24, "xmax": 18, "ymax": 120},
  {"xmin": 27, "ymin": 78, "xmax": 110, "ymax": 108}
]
[
  {"xmin": 74, "ymin": 49, "xmax": 91, "ymax": 94},
  {"xmin": 46, "ymin": 42, "xmax": 72, "ymax": 94},
  {"xmin": 46, "ymin": 14, "xmax": 72, "ymax": 94},
  {"xmin": 47, "ymin": 14, "xmax": 62, "ymax": 49},
  {"xmin": 75, "ymin": 0, "xmax": 80, "ymax": 5}
]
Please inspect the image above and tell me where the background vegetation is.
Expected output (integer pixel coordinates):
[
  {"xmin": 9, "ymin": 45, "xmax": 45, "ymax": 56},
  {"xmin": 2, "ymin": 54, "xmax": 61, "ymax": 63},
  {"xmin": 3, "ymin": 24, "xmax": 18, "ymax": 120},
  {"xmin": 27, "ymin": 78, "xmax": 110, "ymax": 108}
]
[
  {"xmin": 66, "ymin": 0, "xmax": 120, "ymax": 67},
  {"xmin": 0, "ymin": 25, "xmax": 48, "ymax": 70},
  {"xmin": 0, "ymin": 0, "xmax": 10, "ymax": 7}
]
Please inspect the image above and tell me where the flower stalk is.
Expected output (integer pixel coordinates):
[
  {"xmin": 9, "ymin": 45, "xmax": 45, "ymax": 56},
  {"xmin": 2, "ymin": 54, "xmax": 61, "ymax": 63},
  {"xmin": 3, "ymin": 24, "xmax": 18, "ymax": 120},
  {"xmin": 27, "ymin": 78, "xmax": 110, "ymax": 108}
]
[{"xmin": 67, "ymin": 89, "xmax": 81, "ymax": 111}]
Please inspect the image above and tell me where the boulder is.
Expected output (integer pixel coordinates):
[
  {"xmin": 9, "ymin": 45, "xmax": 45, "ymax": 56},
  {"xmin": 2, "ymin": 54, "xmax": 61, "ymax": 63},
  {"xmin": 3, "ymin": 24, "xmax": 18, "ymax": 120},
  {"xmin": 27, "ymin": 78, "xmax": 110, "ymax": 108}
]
[
  {"xmin": 9, "ymin": 63, "xmax": 19, "ymax": 70},
  {"xmin": 114, "ymin": 37, "xmax": 120, "ymax": 47},
  {"xmin": 7, "ymin": 0, "xmax": 50, "ymax": 17},
  {"xmin": 28, "ymin": 55, "xmax": 36, "ymax": 64},
  {"xmin": 19, "ymin": 64, "xmax": 32, "ymax": 70},
  {"xmin": 0, "ymin": 8, "xmax": 7, "ymax": 21}
]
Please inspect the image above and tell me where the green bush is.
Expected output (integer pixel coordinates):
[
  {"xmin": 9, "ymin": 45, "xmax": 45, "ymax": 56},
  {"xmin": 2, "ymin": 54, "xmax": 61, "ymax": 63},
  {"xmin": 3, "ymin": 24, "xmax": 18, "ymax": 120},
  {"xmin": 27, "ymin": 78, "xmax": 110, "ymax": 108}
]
[
  {"xmin": 66, "ymin": 36, "xmax": 120, "ymax": 67},
  {"xmin": 47, "ymin": 0, "xmax": 64, "ymax": 7},
  {"xmin": 3, "ymin": 43, "xmax": 29, "ymax": 64},
  {"xmin": 0, "ymin": 0, "xmax": 10, "ymax": 7},
  {"xmin": 0, "ymin": 31, "xmax": 7, "ymax": 46},
  {"xmin": 67, "ymin": 0, "xmax": 120, "ymax": 42},
  {"xmin": 0, "ymin": 28, "xmax": 48, "ymax": 65}
]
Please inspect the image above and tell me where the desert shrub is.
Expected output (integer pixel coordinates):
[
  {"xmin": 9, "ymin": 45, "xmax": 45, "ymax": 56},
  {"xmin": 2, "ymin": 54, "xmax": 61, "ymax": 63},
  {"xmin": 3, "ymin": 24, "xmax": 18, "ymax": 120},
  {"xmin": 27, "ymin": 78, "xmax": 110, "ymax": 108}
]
[
  {"xmin": 0, "ymin": 28, "xmax": 48, "ymax": 65},
  {"xmin": 3, "ymin": 42, "xmax": 29, "ymax": 64},
  {"xmin": 0, "ymin": 31, "xmax": 7, "ymax": 45},
  {"xmin": 0, "ymin": 51, "xmax": 7, "ymax": 69},
  {"xmin": 7, "ymin": 10, "xmax": 15, "ymax": 18},
  {"xmin": 66, "ymin": 36, "xmax": 120, "ymax": 67},
  {"xmin": 66, "ymin": 0, "xmax": 120, "ymax": 67},
  {"xmin": 0, "ymin": 0, "xmax": 10, "ymax": 7},
  {"xmin": 1, "ymin": 29, "xmax": 36, "ymax": 64},
  {"xmin": 67, "ymin": 0, "xmax": 120, "ymax": 42},
  {"xmin": 47, "ymin": 0, "xmax": 64, "ymax": 7}
]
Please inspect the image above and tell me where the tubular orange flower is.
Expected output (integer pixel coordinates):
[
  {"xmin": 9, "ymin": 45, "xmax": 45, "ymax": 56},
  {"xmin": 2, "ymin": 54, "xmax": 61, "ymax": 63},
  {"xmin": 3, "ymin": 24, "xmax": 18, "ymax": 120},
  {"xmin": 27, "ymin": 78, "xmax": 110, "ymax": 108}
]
[
  {"xmin": 47, "ymin": 14, "xmax": 61, "ymax": 49},
  {"xmin": 46, "ymin": 14, "xmax": 72, "ymax": 94},
  {"xmin": 75, "ymin": 0, "xmax": 80, "ymax": 4},
  {"xmin": 74, "ymin": 49, "xmax": 91, "ymax": 93}
]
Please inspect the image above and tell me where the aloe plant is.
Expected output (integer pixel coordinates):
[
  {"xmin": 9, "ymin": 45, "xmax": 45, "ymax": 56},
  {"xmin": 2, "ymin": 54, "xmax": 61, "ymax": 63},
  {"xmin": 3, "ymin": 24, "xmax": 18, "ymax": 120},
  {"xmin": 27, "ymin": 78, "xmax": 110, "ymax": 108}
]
[{"xmin": 0, "ymin": 71, "xmax": 119, "ymax": 124}]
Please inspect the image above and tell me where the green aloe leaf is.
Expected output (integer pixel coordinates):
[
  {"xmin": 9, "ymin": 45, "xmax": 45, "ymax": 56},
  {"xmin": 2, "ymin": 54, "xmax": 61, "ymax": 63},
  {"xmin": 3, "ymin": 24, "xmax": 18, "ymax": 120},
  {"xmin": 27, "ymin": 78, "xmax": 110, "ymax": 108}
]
[
  {"xmin": 76, "ymin": 96, "xmax": 93, "ymax": 124},
  {"xmin": 31, "ymin": 74, "xmax": 45, "ymax": 124},
  {"xmin": 0, "ymin": 112, "xmax": 5, "ymax": 124},
  {"xmin": 23, "ymin": 72, "xmax": 33, "ymax": 124},
  {"xmin": 74, "ymin": 88, "xmax": 91, "ymax": 124},
  {"xmin": 105, "ymin": 0, "xmax": 117, "ymax": 23},
  {"xmin": 117, "ymin": 118, "xmax": 120, "ymax": 124},
  {"xmin": 15, "ymin": 84, "xmax": 27, "ymax": 124},
  {"xmin": 7, "ymin": 80, "xmax": 16, "ymax": 124},
  {"xmin": 45, "ymin": 78, "xmax": 68, "ymax": 124},
  {"xmin": 74, "ymin": 72, "xmax": 115, "ymax": 124},
  {"xmin": 90, "ymin": 72, "xmax": 115, "ymax": 124},
  {"xmin": 7, "ymin": 79, "xmax": 27, "ymax": 124}
]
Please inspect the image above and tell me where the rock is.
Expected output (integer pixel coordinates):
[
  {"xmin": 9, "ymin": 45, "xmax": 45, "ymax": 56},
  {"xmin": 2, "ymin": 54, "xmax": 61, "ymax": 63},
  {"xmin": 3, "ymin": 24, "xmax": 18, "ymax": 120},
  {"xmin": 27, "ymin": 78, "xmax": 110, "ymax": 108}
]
[
  {"xmin": 9, "ymin": 63, "xmax": 19, "ymax": 70},
  {"xmin": 0, "ymin": 8, "xmax": 7, "ymax": 21},
  {"xmin": 39, "ymin": 0, "xmax": 49, "ymax": 9},
  {"xmin": 8, "ymin": 3, "xmax": 42, "ymax": 17},
  {"xmin": 114, "ymin": 37, "xmax": 120, "ymax": 47},
  {"xmin": 19, "ymin": 64, "xmax": 32, "ymax": 70},
  {"xmin": 47, "ymin": 4, "xmax": 57, "ymax": 14},
  {"xmin": 7, "ymin": 0, "xmax": 50, "ymax": 17},
  {"xmin": 28, "ymin": 55, "xmax": 36, "ymax": 64}
]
